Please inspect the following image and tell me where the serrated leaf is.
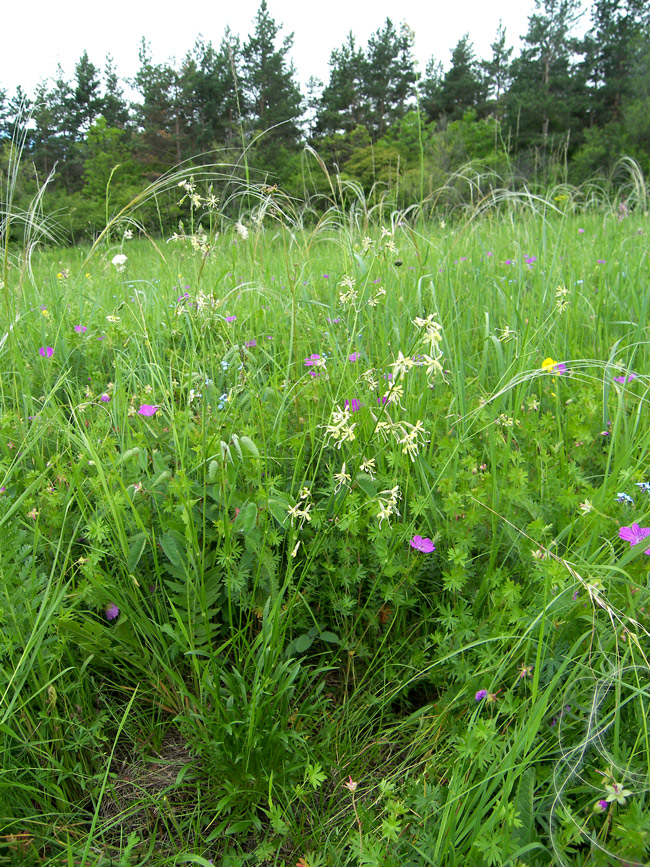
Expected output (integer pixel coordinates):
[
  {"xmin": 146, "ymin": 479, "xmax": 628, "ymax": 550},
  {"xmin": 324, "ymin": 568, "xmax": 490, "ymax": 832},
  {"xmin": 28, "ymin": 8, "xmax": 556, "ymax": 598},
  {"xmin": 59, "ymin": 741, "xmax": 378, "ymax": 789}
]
[
  {"xmin": 240, "ymin": 436, "xmax": 260, "ymax": 458},
  {"xmin": 160, "ymin": 531, "xmax": 184, "ymax": 568},
  {"xmin": 319, "ymin": 631, "xmax": 339, "ymax": 644},
  {"xmin": 127, "ymin": 533, "xmax": 147, "ymax": 572}
]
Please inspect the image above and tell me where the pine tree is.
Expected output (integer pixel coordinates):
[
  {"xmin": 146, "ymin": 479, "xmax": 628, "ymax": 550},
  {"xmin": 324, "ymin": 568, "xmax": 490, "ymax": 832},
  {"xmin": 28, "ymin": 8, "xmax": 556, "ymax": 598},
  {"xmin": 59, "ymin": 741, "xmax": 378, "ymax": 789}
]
[
  {"xmin": 102, "ymin": 56, "xmax": 129, "ymax": 129},
  {"xmin": 316, "ymin": 33, "xmax": 365, "ymax": 136},
  {"xmin": 419, "ymin": 58, "xmax": 445, "ymax": 123},
  {"xmin": 506, "ymin": 0, "xmax": 587, "ymax": 151},
  {"xmin": 584, "ymin": 0, "xmax": 650, "ymax": 126},
  {"xmin": 73, "ymin": 51, "xmax": 103, "ymax": 137},
  {"xmin": 242, "ymin": 1, "xmax": 302, "ymax": 151},
  {"xmin": 440, "ymin": 35, "xmax": 486, "ymax": 121},
  {"xmin": 362, "ymin": 19, "xmax": 416, "ymax": 139},
  {"xmin": 132, "ymin": 39, "xmax": 182, "ymax": 168},
  {"xmin": 482, "ymin": 22, "xmax": 513, "ymax": 118}
]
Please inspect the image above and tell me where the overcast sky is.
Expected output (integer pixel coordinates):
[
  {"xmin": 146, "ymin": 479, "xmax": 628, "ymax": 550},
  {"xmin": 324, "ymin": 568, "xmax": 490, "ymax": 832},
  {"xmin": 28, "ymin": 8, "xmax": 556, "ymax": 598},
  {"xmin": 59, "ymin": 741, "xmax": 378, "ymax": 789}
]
[{"xmin": 2, "ymin": 0, "xmax": 591, "ymax": 97}]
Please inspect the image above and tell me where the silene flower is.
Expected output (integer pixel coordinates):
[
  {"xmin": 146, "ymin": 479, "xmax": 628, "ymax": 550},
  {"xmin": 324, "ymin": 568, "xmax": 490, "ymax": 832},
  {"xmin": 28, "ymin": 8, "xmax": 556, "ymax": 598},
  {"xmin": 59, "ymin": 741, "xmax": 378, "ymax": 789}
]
[{"xmin": 39, "ymin": 346, "xmax": 54, "ymax": 358}]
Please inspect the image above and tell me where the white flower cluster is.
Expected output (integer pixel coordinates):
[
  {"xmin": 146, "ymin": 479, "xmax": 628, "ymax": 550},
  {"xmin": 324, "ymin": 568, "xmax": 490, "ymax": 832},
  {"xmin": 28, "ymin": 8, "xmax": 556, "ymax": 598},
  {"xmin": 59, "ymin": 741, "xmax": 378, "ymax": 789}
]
[
  {"xmin": 321, "ymin": 405, "xmax": 357, "ymax": 448},
  {"xmin": 411, "ymin": 313, "xmax": 446, "ymax": 384},
  {"xmin": 376, "ymin": 485, "xmax": 401, "ymax": 528},
  {"xmin": 339, "ymin": 275, "xmax": 358, "ymax": 308},
  {"xmin": 373, "ymin": 412, "xmax": 429, "ymax": 461}
]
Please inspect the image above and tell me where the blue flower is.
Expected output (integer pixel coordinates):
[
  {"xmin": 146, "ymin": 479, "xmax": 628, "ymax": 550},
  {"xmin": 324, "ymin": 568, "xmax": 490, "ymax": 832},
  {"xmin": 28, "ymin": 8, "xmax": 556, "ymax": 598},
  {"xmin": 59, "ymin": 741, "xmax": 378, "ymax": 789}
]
[{"xmin": 616, "ymin": 492, "xmax": 634, "ymax": 505}]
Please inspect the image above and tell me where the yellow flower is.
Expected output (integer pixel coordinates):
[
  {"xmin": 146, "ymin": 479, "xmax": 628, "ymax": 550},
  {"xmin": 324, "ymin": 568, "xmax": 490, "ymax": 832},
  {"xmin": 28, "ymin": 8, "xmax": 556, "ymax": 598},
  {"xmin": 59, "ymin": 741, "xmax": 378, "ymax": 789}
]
[{"xmin": 541, "ymin": 357, "xmax": 556, "ymax": 372}]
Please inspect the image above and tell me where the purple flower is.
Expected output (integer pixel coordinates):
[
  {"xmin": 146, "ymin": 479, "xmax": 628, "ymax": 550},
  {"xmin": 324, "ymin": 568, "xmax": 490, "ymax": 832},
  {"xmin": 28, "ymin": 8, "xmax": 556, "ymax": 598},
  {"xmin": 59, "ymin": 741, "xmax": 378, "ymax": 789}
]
[
  {"xmin": 323, "ymin": 273, "xmax": 329, "ymax": 278},
  {"xmin": 344, "ymin": 398, "xmax": 362, "ymax": 412},
  {"xmin": 304, "ymin": 354, "xmax": 321, "ymax": 366},
  {"xmin": 100, "ymin": 394, "xmax": 110, "ymax": 403},
  {"xmin": 619, "ymin": 523, "xmax": 650, "ymax": 554},
  {"xmin": 105, "ymin": 603, "xmax": 120, "ymax": 621},
  {"xmin": 594, "ymin": 799, "xmax": 608, "ymax": 813},
  {"xmin": 475, "ymin": 689, "xmax": 488, "ymax": 701},
  {"xmin": 348, "ymin": 352, "xmax": 360, "ymax": 362},
  {"xmin": 410, "ymin": 535, "xmax": 435, "ymax": 553},
  {"xmin": 225, "ymin": 315, "xmax": 237, "ymax": 322},
  {"xmin": 578, "ymin": 228, "xmax": 585, "ymax": 234},
  {"xmin": 244, "ymin": 339, "xmax": 256, "ymax": 348},
  {"xmin": 597, "ymin": 259, "xmax": 606, "ymax": 264},
  {"xmin": 74, "ymin": 325, "xmax": 87, "ymax": 333},
  {"xmin": 614, "ymin": 373, "xmax": 637, "ymax": 384},
  {"xmin": 138, "ymin": 404, "xmax": 159, "ymax": 416},
  {"xmin": 525, "ymin": 256, "xmax": 537, "ymax": 264},
  {"xmin": 39, "ymin": 346, "xmax": 54, "ymax": 358}
]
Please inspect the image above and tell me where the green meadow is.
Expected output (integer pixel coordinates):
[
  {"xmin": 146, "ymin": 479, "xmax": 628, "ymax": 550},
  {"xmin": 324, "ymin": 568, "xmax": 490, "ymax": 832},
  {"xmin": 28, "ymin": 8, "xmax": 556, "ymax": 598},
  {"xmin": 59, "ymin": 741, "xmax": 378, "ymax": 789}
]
[{"xmin": 2, "ymin": 166, "xmax": 650, "ymax": 866}]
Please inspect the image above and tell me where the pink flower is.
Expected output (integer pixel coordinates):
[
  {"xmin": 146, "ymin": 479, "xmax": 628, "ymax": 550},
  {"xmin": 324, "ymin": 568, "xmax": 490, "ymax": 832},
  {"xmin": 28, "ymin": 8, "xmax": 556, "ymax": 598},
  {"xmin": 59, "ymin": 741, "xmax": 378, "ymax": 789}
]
[
  {"xmin": 138, "ymin": 404, "xmax": 159, "ymax": 416},
  {"xmin": 348, "ymin": 352, "xmax": 359, "ymax": 362},
  {"xmin": 619, "ymin": 523, "xmax": 650, "ymax": 554},
  {"xmin": 39, "ymin": 346, "xmax": 54, "ymax": 358},
  {"xmin": 225, "ymin": 315, "xmax": 237, "ymax": 322},
  {"xmin": 614, "ymin": 373, "xmax": 637, "ymax": 384},
  {"xmin": 100, "ymin": 394, "xmax": 110, "ymax": 402},
  {"xmin": 304, "ymin": 353, "xmax": 322, "ymax": 366},
  {"xmin": 410, "ymin": 535, "xmax": 435, "ymax": 553},
  {"xmin": 244, "ymin": 339, "xmax": 256, "ymax": 348},
  {"xmin": 344, "ymin": 398, "xmax": 362, "ymax": 412},
  {"xmin": 74, "ymin": 325, "xmax": 87, "ymax": 333}
]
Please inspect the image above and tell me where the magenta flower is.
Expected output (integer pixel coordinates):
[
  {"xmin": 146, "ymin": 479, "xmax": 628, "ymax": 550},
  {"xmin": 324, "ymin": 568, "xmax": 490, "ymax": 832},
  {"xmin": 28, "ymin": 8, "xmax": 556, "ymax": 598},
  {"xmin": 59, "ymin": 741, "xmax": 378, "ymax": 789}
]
[
  {"xmin": 614, "ymin": 373, "xmax": 637, "ymax": 384},
  {"xmin": 578, "ymin": 228, "xmax": 585, "ymax": 234},
  {"xmin": 594, "ymin": 799, "xmax": 608, "ymax": 813},
  {"xmin": 225, "ymin": 315, "xmax": 237, "ymax": 322},
  {"xmin": 105, "ymin": 603, "xmax": 120, "ymax": 621},
  {"xmin": 619, "ymin": 523, "xmax": 650, "ymax": 554},
  {"xmin": 39, "ymin": 346, "xmax": 54, "ymax": 358},
  {"xmin": 344, "ymin": 398, "xmax": 362, "ymax": 412},
  {"xmin": 410, "ymin": 535, "xmax": 435, "ymax": 553},
  {"xmin": 244, "ymin": 339, "xmax": 256, "ymax": 348},
  {"xmin": 475, "ymin": 689, "xmax": 488, "ymax": 701},
  {"xmin": 138, "ymin": 404, "xmax": 159, "ymax": 416},
  {"xmin": 304, "ymin": 354, "xmax": 321, "ymax": 366},
  {"xmin": 100, "ymin": 394, "xmax": 110, "ymax": 403},
  {"xmin": 74, "ymin": 325, "xmax": 87, "ymax": 333},
  {"xmin": 348, "ymin": 352, "xmax": 360, "ymax": 362}
]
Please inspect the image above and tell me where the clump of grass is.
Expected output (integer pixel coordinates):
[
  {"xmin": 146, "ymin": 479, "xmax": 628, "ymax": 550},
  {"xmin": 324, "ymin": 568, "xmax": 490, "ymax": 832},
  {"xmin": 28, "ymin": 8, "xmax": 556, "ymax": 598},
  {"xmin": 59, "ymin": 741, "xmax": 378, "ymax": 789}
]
[{"xmin": 1, "ymin": 157, "xmax": 650, "ymax": 866}]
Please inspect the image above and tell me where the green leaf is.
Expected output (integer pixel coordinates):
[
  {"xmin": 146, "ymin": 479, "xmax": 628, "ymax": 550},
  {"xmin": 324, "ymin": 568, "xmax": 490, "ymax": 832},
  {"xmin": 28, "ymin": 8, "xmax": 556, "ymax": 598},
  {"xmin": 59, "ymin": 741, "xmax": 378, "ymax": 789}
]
[
  {"xmin": 127, "ymin": 533, "xmax": 147, "ymax": 572},
  {"xmin": 160, "ymin": 531, "xmax": 184, "ymax": 568}
]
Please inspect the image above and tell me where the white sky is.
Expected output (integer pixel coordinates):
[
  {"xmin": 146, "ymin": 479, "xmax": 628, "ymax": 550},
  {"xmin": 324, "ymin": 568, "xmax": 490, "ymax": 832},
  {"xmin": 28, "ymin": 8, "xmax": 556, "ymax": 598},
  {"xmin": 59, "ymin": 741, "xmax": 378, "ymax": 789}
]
[{"xmin": 2, "ymin": 0, "xmax": 591, "ymax": 97}]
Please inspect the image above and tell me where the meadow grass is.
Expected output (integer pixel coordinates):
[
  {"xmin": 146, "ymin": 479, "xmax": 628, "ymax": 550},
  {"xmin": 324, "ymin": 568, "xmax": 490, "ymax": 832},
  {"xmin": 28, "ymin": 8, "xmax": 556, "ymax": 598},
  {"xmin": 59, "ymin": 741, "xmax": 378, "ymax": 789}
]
[{"xmin": 1, "ymin": 179, "xmax": 650, "ymax": 866}]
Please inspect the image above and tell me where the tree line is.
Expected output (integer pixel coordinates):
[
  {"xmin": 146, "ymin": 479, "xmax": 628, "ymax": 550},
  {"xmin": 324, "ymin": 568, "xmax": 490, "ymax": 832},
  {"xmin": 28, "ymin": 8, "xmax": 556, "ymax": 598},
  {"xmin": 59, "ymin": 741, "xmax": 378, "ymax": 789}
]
[{"xmin": 1, "ymin": 0, "xmax": 649, "ymax": 237}]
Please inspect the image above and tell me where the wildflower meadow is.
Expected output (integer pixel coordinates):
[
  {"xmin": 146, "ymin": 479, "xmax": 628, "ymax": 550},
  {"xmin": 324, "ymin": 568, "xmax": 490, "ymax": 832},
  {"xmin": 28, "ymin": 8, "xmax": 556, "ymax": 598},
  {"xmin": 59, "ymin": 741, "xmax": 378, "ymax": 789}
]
[{"xmin": 2, "ymin": 160, "xmax": 650, "ymax": 867}]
